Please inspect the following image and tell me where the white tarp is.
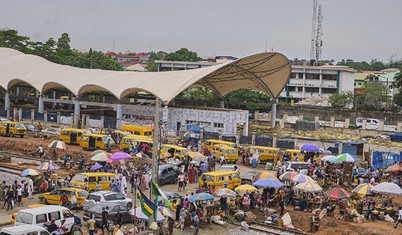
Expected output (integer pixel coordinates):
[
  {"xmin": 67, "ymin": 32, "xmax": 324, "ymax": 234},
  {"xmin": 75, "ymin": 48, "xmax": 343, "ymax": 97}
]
[
  {"xmin": 87, "ymin": 118, "xmax": 102, "ymax": 128},
  {"xmin": 59, "ymin": 115, "xmax": 72, "ymax": 125}
]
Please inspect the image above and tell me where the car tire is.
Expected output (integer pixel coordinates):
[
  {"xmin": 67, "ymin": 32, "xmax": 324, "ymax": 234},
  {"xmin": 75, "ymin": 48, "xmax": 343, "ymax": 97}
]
[
  {"xmin": 42, "ymin": 197, "xmax": 48, "ymax": 204},
  {"xmin": 20, "ymin": 135, "xmax": 24, "ymax": 138},
  {"xmin": 126, "ymin": 202, "xmax": 132, "ymax": 209},
  {"xmin": 9, "ymin": 132, "xmax": 14, "ymax": 137}
]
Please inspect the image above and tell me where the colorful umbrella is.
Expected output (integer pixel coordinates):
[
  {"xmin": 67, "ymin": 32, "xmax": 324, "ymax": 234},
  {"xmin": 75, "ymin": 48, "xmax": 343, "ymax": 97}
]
[
  {"xmin": 188, "ymin": 193, "xmax": 214, "ymax": 203},
  {"xmin": 323, "ymin": 150, "xmax": 332, "ymax": 155},
  {"xmin": 109, "ymin": 152, "xmax": 131, "ymax": 160},
  {"xmin": 48, "ymin": 140, "xmax": 68, "ymax": 150},
  {"xmin": 253, "ymin": 171, "xmax": 279, "ymax": 183},
  {"xmin": 158, "ymin": 207, "xmax": 174, "ymax": 218},
  {"xmin": 279, "ymin": 171, "xmax": 299, "ymax": 181},
  {"xmin": 291, "ymin": 174, "xmax": 315, "ymax": 183},
  {"xmin": 90, "ymin": 150, "xmax": 107, "ymax": 156},
  {"xmin": 384, "ymin": 164, "xmax": 401, "ymax": 173},
  {"xmin": 253, "ymin": 178, "xmax": 284, "ymax": 188},
  {"xmin": 337, "ymin": 153, "xmax": 358, "ymax": 163},
  {"xmin": 90, "ymin": 163, "xmax": 103, "ymax": 171},
  {"xmin": 160, "ymin": 152, "xmax": 172, "ymax": 159},
  {"xmin": 325, "ymin": 187, "xmax": 350, "ymax": 200},
  {"xmin": 295, "ymin": 181, "xmax": 322, "ymax": 193},
  {"xmin": 321, "ymin": 155, "xmax": 340, "ymax": 163},
  {"xmin": 352, "ymin": 183, "xmax": 374, "ymax": 198},
  {"xmin": 131, "ymin": 207, "xmax": 165, "ymax": 222},
  {"xmin": 235, "ymin": 184, "xmax": 257, "ymax": 193},
  {"xmin": 19, "ymin": 168, "xmax": 40, "ymax": 177},
  {"xmin": 371, "ymin": 182, "xmax": 402, "ymax": 196},
  {"xmin": 90, "ymin": 152, "xmax": 111, "ymax": 162},
  {"xmin": 37, "ymin": 162, "xmax": 60, "ymax": 171},
  {"xmin": 301, "ymin": 144, "xmax": 319, "ymax": 152},
  {"xmin": 213, "ymin": 188, "xmax": 236, "ymax": 198},
  {"xmin": 107, "ymin": 158, "xmax": 126, "ymax": 165}
]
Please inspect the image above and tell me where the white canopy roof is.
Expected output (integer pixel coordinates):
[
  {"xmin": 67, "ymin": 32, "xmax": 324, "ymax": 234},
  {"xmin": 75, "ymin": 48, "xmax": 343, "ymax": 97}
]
[{"xmin": 0, "ymin": 47, "xmax": 291, "ymax": 102}]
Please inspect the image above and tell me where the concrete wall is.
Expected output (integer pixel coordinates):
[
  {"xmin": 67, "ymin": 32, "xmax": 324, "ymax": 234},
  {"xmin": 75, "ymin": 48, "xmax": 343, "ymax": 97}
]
[{"xmin": 277, "ymin": 105, "xmax": 402, "ymax": 125}]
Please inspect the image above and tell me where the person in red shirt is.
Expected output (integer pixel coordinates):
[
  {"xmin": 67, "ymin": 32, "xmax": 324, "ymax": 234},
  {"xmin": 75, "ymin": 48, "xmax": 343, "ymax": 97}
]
[
  {"xmin": 59, "ymin": 192, "xmax": 68, "ymax": 206},
  {"xmin": 40, "ymin": 181, "xmax": 47, "ymax": 193}
]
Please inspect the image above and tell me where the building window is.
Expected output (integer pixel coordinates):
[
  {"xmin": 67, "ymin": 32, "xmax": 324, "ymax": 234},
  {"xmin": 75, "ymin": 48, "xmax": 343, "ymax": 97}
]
[
  {"xmin": 290, "ymin": 73, "xmax": 297, "ymax": 78},
  {"xmin": 305, "ymin": 87, "xmax": 319, "ymax": 93},
  {"xmin": 298, "ymin": 73, "xmax": 304, "ymax": 78},
  {"xmin": 322, "ymin": 74, "xmax": 337, "ymax": 80},
  {"xmin": 214, "ymin": 123, "xmax": 224, "ymax": 128},
  {"xmin": 322, "ymin": 88, "xmax": 337, "ymax": 93},
  {"xmin": 358, "ymin": 82, "xmax": 362, "ymax": 86},
  {"xmin": 306, "ymin": 73, "xmax": 320, "ymax": 79},
  {"xmin": 354, "ymin": 82, "xmax": 356, "ymax": 86},
  {"xmin": 287, "ymin": 86, "xmax": 296, "ymax": 91}
]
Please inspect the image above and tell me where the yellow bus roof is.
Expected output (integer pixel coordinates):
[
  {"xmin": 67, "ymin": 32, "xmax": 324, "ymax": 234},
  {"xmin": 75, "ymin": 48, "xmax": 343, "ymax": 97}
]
[
  {"xmin": 205, "ymin": 139, "xmax": 235, "ymax": 144},
  {"xmin": 61, "ymin": 128, "xmax": 88, "ymax": 132},
  {"xmin": 162, "ymin": 144, "xmax": 187, "ymax": 150},
  {"xmin": 246, "ymin": 146, "xmax": 279, "ymax": 150},
  {"xmin": 121, "ymin": 124, "xmax": 152, "ymax": 130},
  {"xmin": 214, "ymin": 144, "xmax": 236, "ymax": 150},
  {"xmin": 286, "ymin": 149, "xmax": 301, "ymax": 153},
  {"xmin": 122, "ymin": 135, "xmax": 152, "ymax": 140},
  {"xmin": 202, "ymin": 170, "xmax": 238, "ymax": 176},
  {"xmin": 82, "ymin": 133, "xmax": 109, "ymax": 138},
  {"xmin": 76, "ymin": 172, "xmax": 116, "ymax": 176},
  {"xmin": 1, "ymin": 121, "xmax": 21, "ymax": 124}
]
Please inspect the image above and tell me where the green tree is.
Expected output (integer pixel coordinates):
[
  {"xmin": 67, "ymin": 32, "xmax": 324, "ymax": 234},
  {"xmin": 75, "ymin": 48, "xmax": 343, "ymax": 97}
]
[
  {"xmin": 393, "ymin": 68, "xmax": 402, "ymax": 90},
  {"xmin": 0, "ymin": 29, "xmax": 31, "ymax": 53},
  {"xmin": 329, "ymin": 91, "xmax": 354, "ymax": 108},
  {"xmin": 56, "ymin": 33, "xmax": 72, "ymax": 57},
  {"xmin": 393, "ymin": 92, "xmax": 402, "ymax": 106},
  {"xmin": 146, "ymin": 59, "xmax": 158, "ymax": 72},
  {"xmin": 358, "ymin": 82, "xmax": 389, "ymax": 110},
  {"xmin": 165, "ymin": 48, "xmax": 202, "ymax": 62}
]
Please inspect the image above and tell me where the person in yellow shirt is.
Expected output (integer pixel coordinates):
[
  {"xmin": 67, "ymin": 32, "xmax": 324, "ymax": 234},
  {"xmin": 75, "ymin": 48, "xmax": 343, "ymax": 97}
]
[{"xmin": 87, "ymin": 215, "xmax": 96, "ymax": 235}]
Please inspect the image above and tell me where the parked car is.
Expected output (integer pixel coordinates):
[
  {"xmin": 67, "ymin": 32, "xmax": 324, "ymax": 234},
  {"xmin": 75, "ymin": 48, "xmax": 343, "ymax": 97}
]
[
  {"xmin": 241, "ymin": 170, "xmax": 258, "ymax": 184},
  {"xmin": 83, "ymin": 204, "xmax": 133, "ymax": 226},
  {"xmin": 218, "ymin": 164, "xmax": 240, "ymax": 174},
  {"xmin": 0, "ymin": 224, "xmax": 50, "ymax": 235},
  {"xmin": 148, "ymin": 164, "xmax": 180, "ymax": 186},
  {"xmin": 356, "ymin": 118, "xmax": 380, "ymax": 130},
  {"xmin": 83, "ymin": 191, "xmax": 133, "ymax": 211},
  {"xmin": 282, "ymin": 161, "xmax": 312, "ymax": 172},
  {"xmin": 41, "ymin": 127, "xmax": 61, "ymax": 137},
  {"xmin": 163, "ymin": 191, "xmax": 182, "ymax": 201},
  {"xmin": 23, "ymin": 123, "xmax": 40, "ymax": 133},
  {"xmin": 0, "ymin": 117, "xmax": 11, "ymax": 122},
  {"xmin": 38, "ymin": 188, "xmax": 89, "ymax": 208}
]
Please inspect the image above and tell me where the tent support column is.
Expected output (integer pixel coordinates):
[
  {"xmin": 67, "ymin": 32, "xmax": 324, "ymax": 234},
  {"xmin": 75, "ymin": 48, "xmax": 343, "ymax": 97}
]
[{"xmin": 271, "ymin": 101, "xmax": 277, "ymax": 128}]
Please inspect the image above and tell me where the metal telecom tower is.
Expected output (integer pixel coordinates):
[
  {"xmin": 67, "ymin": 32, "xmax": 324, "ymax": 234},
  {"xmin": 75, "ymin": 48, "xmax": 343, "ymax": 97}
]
[{"xmin": 310, "ymin": 0, "xmax": 323, "ymax": 63}]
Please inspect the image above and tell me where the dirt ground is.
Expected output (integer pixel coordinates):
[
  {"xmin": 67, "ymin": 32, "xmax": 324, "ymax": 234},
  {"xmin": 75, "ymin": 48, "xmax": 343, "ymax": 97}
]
[{"xmin": 2, "ymin": 135, "xmax": 402, "ymax": 234}]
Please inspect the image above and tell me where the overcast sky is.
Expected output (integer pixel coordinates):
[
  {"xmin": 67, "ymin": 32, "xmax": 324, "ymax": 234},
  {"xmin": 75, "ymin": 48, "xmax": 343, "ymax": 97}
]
[{"xmin": 1, "ymin": 0, "xmax": 401, "ymax": 62}]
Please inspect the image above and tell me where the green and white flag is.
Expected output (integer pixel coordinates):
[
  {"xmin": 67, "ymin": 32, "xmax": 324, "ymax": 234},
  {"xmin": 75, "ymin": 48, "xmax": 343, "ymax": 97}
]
[{"xmin": 151, "ymin": 181, "xmax": 172, "ymax": 210}]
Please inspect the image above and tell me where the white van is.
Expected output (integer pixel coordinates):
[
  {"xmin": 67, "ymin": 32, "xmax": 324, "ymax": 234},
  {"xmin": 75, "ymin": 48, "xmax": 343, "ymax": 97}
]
[
  {"xmin": 356, "ymin": 118, "xmax": 380, "ymax": 130},
  {"xmin": 0, "ymin": 224, "xmax": 49, "ymax": 235},
  {"xmin": 14, "ymin": 206, "xmax": 75, "ymax": 233}
]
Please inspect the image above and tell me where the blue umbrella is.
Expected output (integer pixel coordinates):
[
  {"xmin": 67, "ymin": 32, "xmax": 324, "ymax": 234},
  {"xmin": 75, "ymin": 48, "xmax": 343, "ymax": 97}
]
[
  {"xmin": 253, "ymin": 178, "xmax": 284, "ymax": 188},
  {"xmin": 301, "ymin": 144, "xmax": 319, "ymax": 152},
  {"xmin": 91, "ymin": 163, "xmax": 103, "ymax": 171},
  {"xmin": 188, "ymin": 193, "xmax": 214, "ymax": 203}
]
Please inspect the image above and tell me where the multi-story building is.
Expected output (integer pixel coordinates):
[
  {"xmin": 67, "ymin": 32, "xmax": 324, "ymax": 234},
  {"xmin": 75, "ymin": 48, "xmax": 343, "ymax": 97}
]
[{"xmin": 279, "ymin": 65, "xmax": 355, "ymax": 101}]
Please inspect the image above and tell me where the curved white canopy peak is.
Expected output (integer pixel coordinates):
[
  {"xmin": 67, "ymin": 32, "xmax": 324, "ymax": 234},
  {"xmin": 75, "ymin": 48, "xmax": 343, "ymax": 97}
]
[{"xmin": 0, "ymin": 47, "xmax": 291, "ymax": 102}]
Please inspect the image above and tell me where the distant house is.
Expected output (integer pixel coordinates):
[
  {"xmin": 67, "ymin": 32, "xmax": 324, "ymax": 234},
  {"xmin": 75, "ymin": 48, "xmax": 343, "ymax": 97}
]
[{"xmin": 105, "ymin": 51, "xmax": 150, "ymax": 64}]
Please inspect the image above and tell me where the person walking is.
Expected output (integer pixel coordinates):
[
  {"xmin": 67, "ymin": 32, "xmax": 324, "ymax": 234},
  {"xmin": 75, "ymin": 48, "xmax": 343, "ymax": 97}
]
[
  {"xmin": 38, "ymin": 145, "xmax": 44, "ymax": 159},
  {"xmin": 394, "ymin": 206, "xmax": 402, "ymax": 229},
  {"xmin": 101, "ymin": 207, "xmax": 109, "ymax": 234},
  {"xmin": 87, "ymin": 215, "xmax": 96, "ymax": 235},
  {"xmin": 6, "ymin": 187, "xmax": 14, "ymax": 211},
  {"xmin": 28, "ymin": 177, "xmax": 34, "ymax": 199}
]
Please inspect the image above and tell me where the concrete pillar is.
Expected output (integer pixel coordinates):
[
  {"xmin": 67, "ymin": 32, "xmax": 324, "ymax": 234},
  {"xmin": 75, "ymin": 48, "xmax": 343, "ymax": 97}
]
[
  {"xmin": 57, "ymin": 112, "xmax": 60, "ymax": 126},
  {"xmin": 344, "ymin": 118, "xmax": 350, "ymax": 129},
  {"xmin": 200, "ymin": 127, "xmax": 204, "ymax": 141},
  {"xmin": 294, "ymin": 138, "xmax": 298, "ymax": 149},
  {"xmin": 44, "ymin": 111, "xmax": 48, "ymax": 123},
  {"xmin": 362, "ymin": 119, "xmax": 367, "ymax": 130},
  {"xmin": 16, "ymin": 87, "xmax": 19, "ymax": 103},
  {"xmin": 268, "ymin": 112, "xmax": 272, "ymax": 122},
  {"xmin": 298, "ymin": 114, "xmax": 303, "ymax": 121},
  {"xmin": 52, "ymin": 90, "xmax": 56, "ymax": 109},
  {"xmin": 271, "ymin": 102, "xmax": 277, "ymax": 128},
  {"xmin": 86, "ymin": 115, "xmax": 90, "ymax": 129},
  {"xmin": 70, "ymin": 113, "xmax": 74, "ymax": 127},
  {"xmin": 116, "ymin": 104, "xmax": 122, "ymax": 129},
  {"xmin": 397, "ymin": 123, "xmax": 402, "ymax": 133},
  {"xmin": 330, "ymin": 116, "xmax": 335, "ymax": 127},
  {"xmin": 220, "ymin": 100, "xmax": 225, "ymax": 109},
  {"xmin": 18, "ymin": 109, "xmax": 22, "ymax": 122},
  {"xmin": 74, "ymin": 100, "xmax": 80, "ymax": 128},
  {"xmin": 251, "ymin": 132, "xmax": 256, "ymax": 145},
  {"xmin": 314, "ymin": 116, "xmax": 319, "ymax": 123},
  {"xmin": 4, "ymin": 93, "xmax": 10, "ymax": 110},
  {"xmin": 254, "ymin": 110, "xmax": 258, "ymax": 121},
  {"xmin": 218, "ymin": 129, "xmax": 223, "ymax": 140},
  {"xmin": 100, "ymin": 116, "xmax": 105, "ymax": 129},
  {"xmin": 13, "ymin": 108, "xmax": 17, "ymax": 121},
  {"xmin": 339, "ymin": 142, "xmax": 343, "ymax": 154},
  {"xmin": 81, "ymin": 114, "xmax": 86, "ymax": 129},
  {"xmin": 38, "ymin": 96, "xmax": 44, "ymax": 114},
  {"xmin": 31, "ymin": 109, "xmax": 35, "ymax": 122},
  {"xmin": 272, "ymin": 136, "xmax": 277, "ymax": 148},
  {"xmin": 6, "ymin": 109, "xmax": 10, "ymax": 118},
  {"xmin": 379, "ymin": 120, "xmax": 384, "ymax": 131},
  {"xmin": 236, "ymin": 132, "xmax": 240, "ymax": 146},
  {"xmin": 282, "ymin": 112, "xmax": 288, "ymax": 124}
]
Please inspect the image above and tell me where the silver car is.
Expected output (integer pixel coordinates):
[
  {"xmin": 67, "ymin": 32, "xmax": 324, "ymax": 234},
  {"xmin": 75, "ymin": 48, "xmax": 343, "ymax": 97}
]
[
  {"xmin": 218, "ymin": 164, "xmax": 240, "ymax": 174},
  {"xmin": 83, "ymin": 191, "xmax": 133, "ymax": 211}
]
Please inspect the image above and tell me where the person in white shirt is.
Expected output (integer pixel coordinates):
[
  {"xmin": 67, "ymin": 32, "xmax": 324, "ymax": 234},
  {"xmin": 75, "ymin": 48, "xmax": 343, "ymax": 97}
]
[
  {"xmin": 28, "ymin": 178, "xmax": 34, "ymax": 199},
  {"xmin": 394, "ymin": 206, "xmax": 402, "ymax": 229},
  {"xmin": 70, "ymin": 193, "xmax": 78, "ymax": 212},
  {"xmin": 370, "ymin": 177, "xmax": 375, "ymax": 185}
]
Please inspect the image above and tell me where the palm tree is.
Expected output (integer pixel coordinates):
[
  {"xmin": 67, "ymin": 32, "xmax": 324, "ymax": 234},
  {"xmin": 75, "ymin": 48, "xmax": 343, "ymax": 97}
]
[{"xmin": 393, "ymin": 67, "xmax": 402, "ymax": 90}]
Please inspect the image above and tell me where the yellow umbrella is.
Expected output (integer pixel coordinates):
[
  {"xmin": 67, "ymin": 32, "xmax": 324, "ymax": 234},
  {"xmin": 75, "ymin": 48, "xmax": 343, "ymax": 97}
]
[
  {"xmin": 235, "ymin": 184, "xmax": 257, "ymax": 193},
  {"xmin": 291, "ymin": 174, "xmax": 315, "ymax": 183},
  {"xmin": 253, "ymin": 171, "xmax": 279, "ymax": 183},
  {"xmin": 352, "ymin": 183, "xmax": 374, "ymax": 198}
]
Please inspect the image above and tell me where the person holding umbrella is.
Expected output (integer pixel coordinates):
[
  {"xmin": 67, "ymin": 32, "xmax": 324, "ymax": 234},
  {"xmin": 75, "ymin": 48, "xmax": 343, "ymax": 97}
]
[{"xmin": 395, "ymin": 206, "xmax": 402, "ymax": 229}]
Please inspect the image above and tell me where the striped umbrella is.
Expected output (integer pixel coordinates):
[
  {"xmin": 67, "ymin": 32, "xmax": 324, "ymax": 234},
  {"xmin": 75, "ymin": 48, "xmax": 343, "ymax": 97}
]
[
  {"xmin": 337, "ymin": 153, "xmax": 358, "ymax": 163},
  {"xmin": 321, "ymin": 155, "xmax": 340, "ymax": 163},
  {"xmin": 37, "ymin": 162, "xmax": 60, "ymax": 171},
  {"xmin": 90, "ymin": 150, "xmax": 107, "ymax": 156},
  {"xmin": 295, "ymin": 181, "xmax": 322, "ymax": 193},
  {"xmin": 371, "ymin": 182, "xmax": 402, "ymax": 196},
  {"xmin": 235, "ymin": 184, "xmax": 257, "ymax": 193},
  {"xmin": 48, "ymin": 140, "xmax": 68, "ymax": 150},
  {"xmin": 384, "ymin": 164, "xmax": 401, "ymax": 173},
  {"xmin": 253, "ymin": 171, "xmax": 279, "ymax": 183},
  {"xmin": 19, "ymin": 168, "xmax": 40, "ymax": 177},
  {"xmin": 325, "ymin": 187, "xmax": 350, "ymax": 200},
  {"xmin": 291, "ymin": 174, "xmax": 315, "ymax": 183},
  {"xmin": 279, "ymin": 171, "xmax": 299, "ymax": 181},
  {"xmin": 352, "ymin": 183, "xmax": 374, "ymax": 198},
  {"xmin": 109, "ymin": 152, "xmax": 131, "ymax": 160},
  {"xmin": 90, "ymin": 152, "xmax": 111, "ymax": 162},
  {"xmin": 213, "ymin": 188, "xmax": 236, "ymax": 198}
]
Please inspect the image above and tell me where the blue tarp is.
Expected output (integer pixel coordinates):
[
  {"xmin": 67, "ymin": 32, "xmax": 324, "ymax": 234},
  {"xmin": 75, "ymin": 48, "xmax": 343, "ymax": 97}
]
[
  {"xmin": 383, "ymin": 133, "xmax": 402, "ymax": 142},
  {"xmin": 372, "ymin": 151, "xmax": 400, "ymax": 170}
]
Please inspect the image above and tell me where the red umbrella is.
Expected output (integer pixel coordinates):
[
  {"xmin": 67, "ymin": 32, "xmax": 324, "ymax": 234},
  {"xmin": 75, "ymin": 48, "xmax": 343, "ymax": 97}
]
[
  {"xmin": 384, "ymin": 164, "xmax": 401, "ymax": 173},
  {"xmin": 325, "ymin": 187, "xmax": 350, "ymax": 200}
]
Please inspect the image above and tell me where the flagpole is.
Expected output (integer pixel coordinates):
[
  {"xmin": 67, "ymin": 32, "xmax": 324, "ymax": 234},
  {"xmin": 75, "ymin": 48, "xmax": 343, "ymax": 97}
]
[{"xmin": 151, "ymin": 98, "xmax": 160, "ymax": 233}]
